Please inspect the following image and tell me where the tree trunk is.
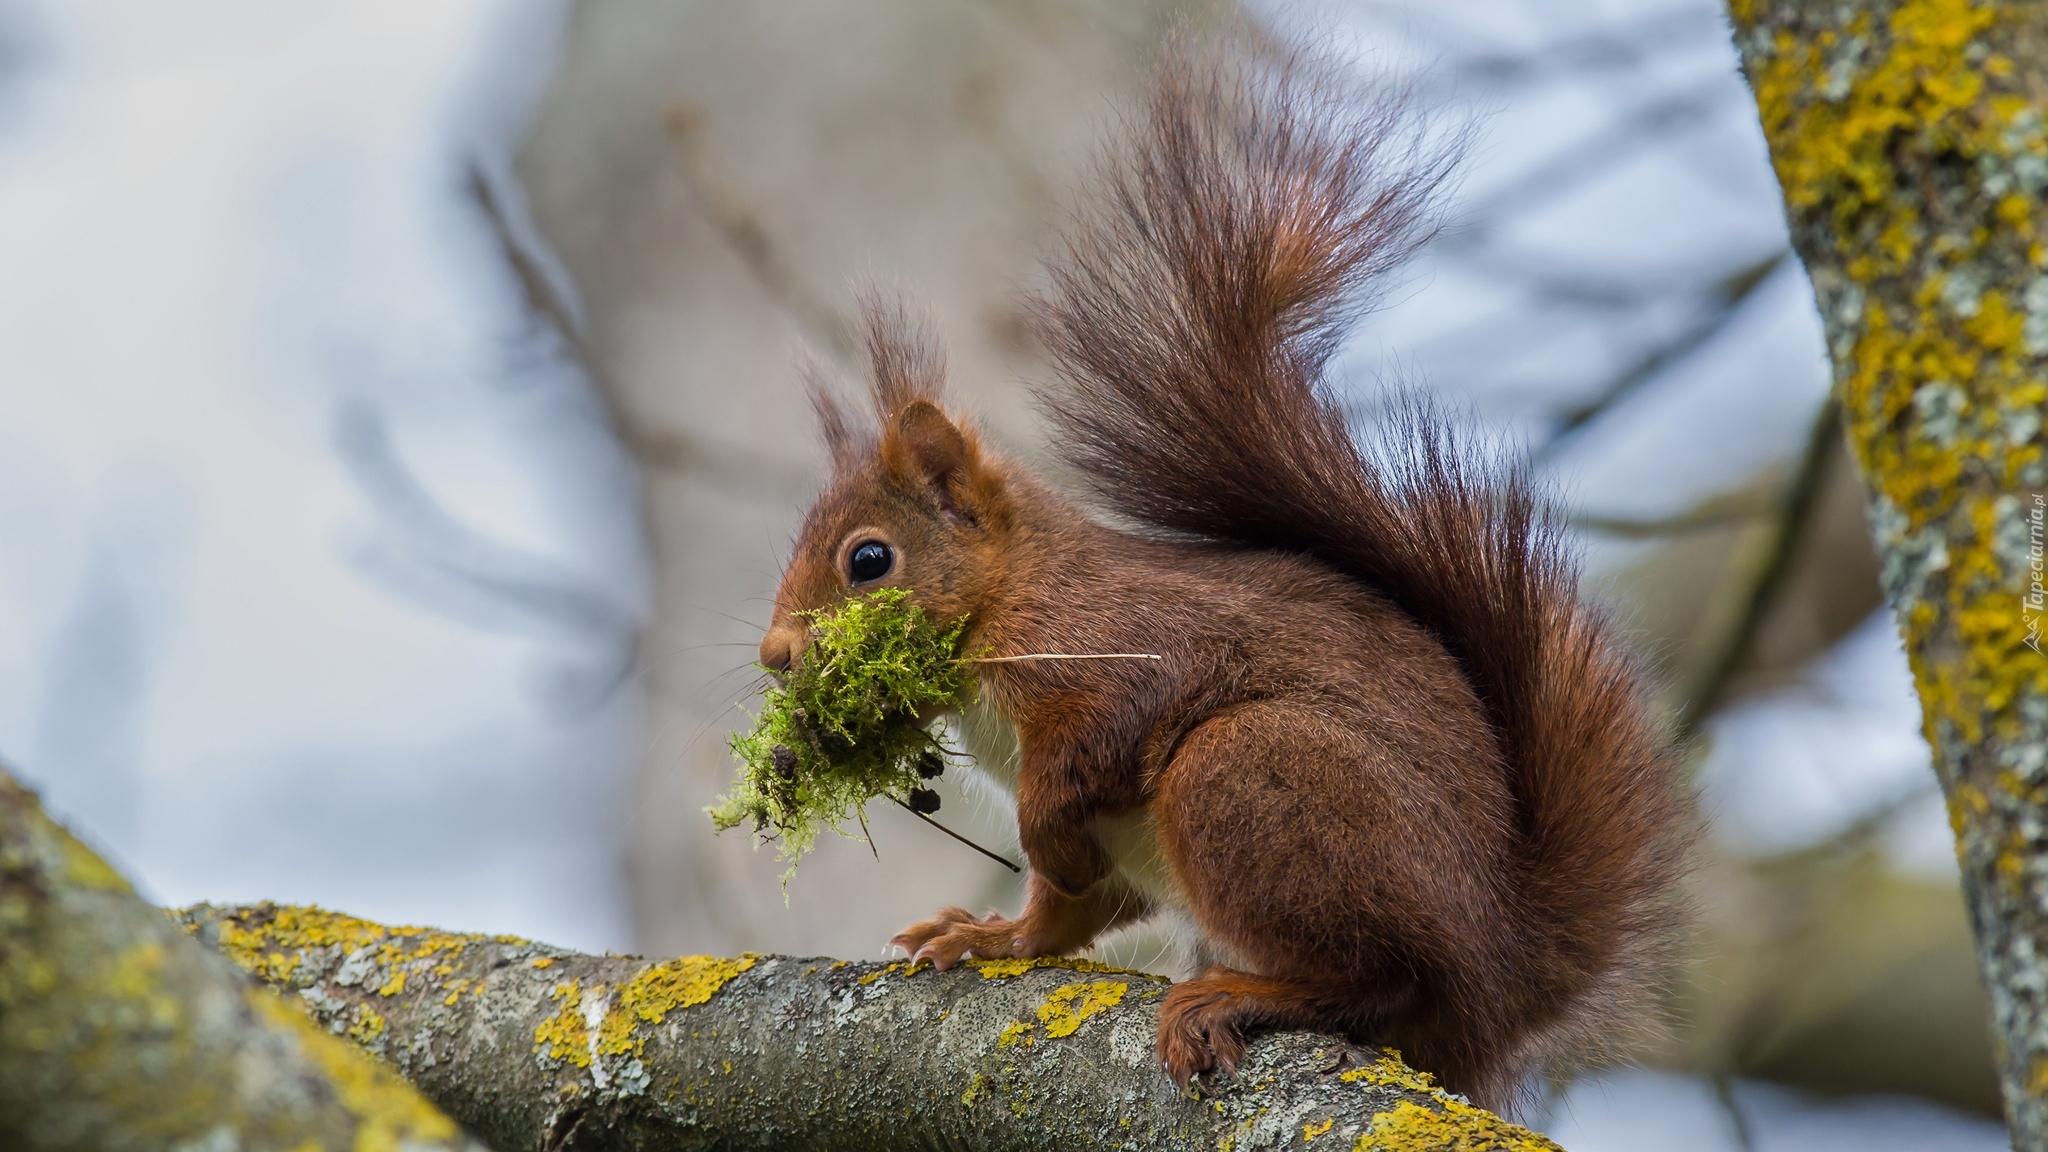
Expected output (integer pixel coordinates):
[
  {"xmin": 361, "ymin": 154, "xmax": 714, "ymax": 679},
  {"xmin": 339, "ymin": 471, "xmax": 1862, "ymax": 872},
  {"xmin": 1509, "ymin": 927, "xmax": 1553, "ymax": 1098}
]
[
  {"xmin": 180, "ymin": 901, "xmax": 1560, "ymax": 1152},
  {"xmin": 1729, "ymin": 0, "xmax": 2048, "ymax": 1141},
  {"xmin": 0, "ymin": 771, "xmax": 485, "ymax": 1152}
]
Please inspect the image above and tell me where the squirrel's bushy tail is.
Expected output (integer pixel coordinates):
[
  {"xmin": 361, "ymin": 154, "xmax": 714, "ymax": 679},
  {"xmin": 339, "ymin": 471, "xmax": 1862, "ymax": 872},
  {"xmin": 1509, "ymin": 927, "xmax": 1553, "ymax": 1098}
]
[{"xmin": 1034, "ymin": 47, "xmax": 1689, "ymax": 1079}]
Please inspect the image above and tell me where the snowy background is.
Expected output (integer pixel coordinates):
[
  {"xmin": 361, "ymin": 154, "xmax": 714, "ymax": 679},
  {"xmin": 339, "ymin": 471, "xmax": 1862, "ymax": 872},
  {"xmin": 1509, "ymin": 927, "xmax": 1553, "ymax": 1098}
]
[{"xmin": 0, "ymin": 0, "xmax": 2008, "ymax": 1146}]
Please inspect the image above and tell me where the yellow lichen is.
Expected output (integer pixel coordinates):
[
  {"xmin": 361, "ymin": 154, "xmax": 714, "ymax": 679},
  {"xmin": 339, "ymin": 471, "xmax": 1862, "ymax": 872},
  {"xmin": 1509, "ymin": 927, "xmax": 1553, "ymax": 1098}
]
[
  {"xmin": 1340, "ymin": 1051, "xmax": 1437, "ymax": 1094},
  {"xmin": 103, "ymin": 941, "xmax": 181, "ymax": 1032},
  {"xmin": 212, "ymin": 905, "xmax": 478, "ymax": 999},
  {"xmin": 1351, "ymin": 1098, "xmax": 1563, "ymax": 1152},
  {"xmin": 1306, "ymin": 1118, "xmax": 1336, "ymax": 1140},
  {"xmin": 533, "ymin": 979, "xmax": 591, "ymax": 1068},
  {"xmin": 961, "ymin": 1071, "xmax": 989, "ymax": 1107},
  {"xmin": 619, "ymin": 956, "xmax": 756, "ymax": 1020},
  {"xmin": 534, "ymin": 955, "xmax": 757, "ymax": 1068},
  {"xmin": 347, "ymin": 1005, "xmax": 387, "ymax": 1046},
  {"xmin": 1038, "ymin": 980, "xmax": 1126, "ymax": 1038},
  {"xmin": 58, "ymin": 826, "xmax": 132, "ymax": 893},
  {"xmin": 856, "ymin": 958, "xmax": 929, "ymax": 985},
  {"xmin": 967, "ymin": 955, "xmax": 1144, "ymax": 979},
  {"xmin": 997, "ymin": 979, "xmax": 1129, "ymax": 1047},
  {"xmin": 595, "ymin": 954, "xmax": 758, "ymax": 1060},
  {"xmin": 248, "ymin": 989, "xmax": 458, "ymax": 1152}
]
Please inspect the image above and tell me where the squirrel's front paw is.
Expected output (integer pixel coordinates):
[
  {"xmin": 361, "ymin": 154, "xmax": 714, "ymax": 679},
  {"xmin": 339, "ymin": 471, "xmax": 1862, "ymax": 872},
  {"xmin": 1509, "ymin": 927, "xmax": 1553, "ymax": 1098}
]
[{"xmin": 889, "ymin": 907, "xmax": 1034, "ymax": 970}]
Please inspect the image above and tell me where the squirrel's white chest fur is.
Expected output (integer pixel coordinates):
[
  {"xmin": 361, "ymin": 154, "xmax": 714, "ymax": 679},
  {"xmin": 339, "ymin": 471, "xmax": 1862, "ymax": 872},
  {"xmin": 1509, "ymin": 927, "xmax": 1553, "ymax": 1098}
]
[
  {"xmin": 954, "ymin": 696, "xmax": 1181, "ymax": 901},
  {"xmin": 952, "ymin": 695, "xmax": 1238, "ymax": 975}
]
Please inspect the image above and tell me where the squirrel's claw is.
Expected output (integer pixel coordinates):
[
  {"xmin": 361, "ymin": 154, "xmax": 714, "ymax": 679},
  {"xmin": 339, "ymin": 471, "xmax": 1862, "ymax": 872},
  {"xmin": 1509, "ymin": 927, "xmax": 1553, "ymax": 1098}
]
[
  {"xmin": 890, "ymin": 906, "xmax": 1028, "ymax": 970},
  {"xmin": 1157, "ymin": 980, "xmax": 1246, "ymax": 1088}
]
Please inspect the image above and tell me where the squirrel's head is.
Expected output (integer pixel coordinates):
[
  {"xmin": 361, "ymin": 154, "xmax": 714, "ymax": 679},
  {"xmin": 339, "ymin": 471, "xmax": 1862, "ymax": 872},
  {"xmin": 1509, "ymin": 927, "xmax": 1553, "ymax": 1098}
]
[{"xmin": 761, "ymin": 299, "xmax": 1014, "ymax": 676}]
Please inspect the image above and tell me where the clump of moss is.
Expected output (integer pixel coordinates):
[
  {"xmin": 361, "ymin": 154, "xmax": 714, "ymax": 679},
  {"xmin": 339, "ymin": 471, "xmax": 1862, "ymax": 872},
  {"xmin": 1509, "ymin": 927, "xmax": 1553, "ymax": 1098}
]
[{"xmin": 709, "ymin": 588, "xmax": 974, "ymax": 869}]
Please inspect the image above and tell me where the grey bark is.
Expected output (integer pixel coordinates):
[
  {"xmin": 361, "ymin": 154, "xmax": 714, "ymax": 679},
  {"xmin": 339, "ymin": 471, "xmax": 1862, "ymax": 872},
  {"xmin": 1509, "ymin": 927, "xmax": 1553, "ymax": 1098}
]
[
  {"xmin": 0, "ymin": 770, "xmax": 486, "ymax": 1152},
  {"xmin": 180, "ymin": 902, "xmax": 1562, "ymax": 1152}
]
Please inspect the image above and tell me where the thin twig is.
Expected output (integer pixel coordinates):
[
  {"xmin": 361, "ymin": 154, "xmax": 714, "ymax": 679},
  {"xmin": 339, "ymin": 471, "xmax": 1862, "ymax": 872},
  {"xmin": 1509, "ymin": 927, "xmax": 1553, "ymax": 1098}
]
[
  {"xmin": 855, "ymin": 808, "xmax": 878, "ymax": 861},
  {"xmin": 885, "ymin": 796, "xmax": 1022, "ymax": 873},
  {"xmin": 1677, "ymin": 398, "xmax": 1843, "ymax": 740},
  {"xmin": 1571, "ymin": 496, "xmax": 1774, "ymax": 540},
  {"xmin": 1712, "ymin": 1074, "xmax": 1758, "ymax": 1152},
  {"xmin": 468, "ymin": 163, "xmax": 815, "ymax": 496},
  {"xmin": 663, "ymin": 105, "xmax": 857, "ymax": 362},
  {"xmin": 1536, "ymin": 250, "xmax": 1790, "ymax": 463}
]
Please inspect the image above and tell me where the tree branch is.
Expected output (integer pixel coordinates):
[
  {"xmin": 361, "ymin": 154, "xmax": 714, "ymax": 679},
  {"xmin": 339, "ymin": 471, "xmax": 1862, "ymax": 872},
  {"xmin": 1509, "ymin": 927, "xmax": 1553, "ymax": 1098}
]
[
  {"xmin": 178, "ymin": 902, "xmax": 1563, "ymax": 1152},
  {"xmin": 0, "ymin": 769, "xmax": 486, "ymax": 1152}
]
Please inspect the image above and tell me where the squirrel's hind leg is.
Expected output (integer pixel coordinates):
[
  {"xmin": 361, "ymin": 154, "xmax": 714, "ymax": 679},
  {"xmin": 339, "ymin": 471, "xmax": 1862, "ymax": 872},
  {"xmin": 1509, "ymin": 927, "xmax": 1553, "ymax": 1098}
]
[{"xmin": 1150, "ymin": 700, "xmax": 1510, "ymax": 1090}]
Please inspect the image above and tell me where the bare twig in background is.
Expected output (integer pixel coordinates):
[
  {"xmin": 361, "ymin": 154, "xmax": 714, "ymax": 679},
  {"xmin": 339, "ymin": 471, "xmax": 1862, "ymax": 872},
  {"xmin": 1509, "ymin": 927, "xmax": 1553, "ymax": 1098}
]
[
  {"xmin": 469, "ymin": 162, "xmax": 817, "ymax": 498},
  {"xmin": 1571, "ymin": 494, "xmax": 1774, "ymax": 540},
  {"xmin": 1677, "ymin": 398, "xmax": 1842, "ymax": 740},
  {"xmin": 1537, "ymin": 250, "xmax": 1790, "ymax": 461},
  {"xmin": 664, "ymin": 105, "xmax": 859, "ymax": 362}
]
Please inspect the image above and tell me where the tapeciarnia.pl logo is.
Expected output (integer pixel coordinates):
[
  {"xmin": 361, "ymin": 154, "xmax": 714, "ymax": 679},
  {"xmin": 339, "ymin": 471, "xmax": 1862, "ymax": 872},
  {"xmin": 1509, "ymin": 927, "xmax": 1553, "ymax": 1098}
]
[{"xmin": 2027, "ymin": 493, "xmax": 2045, "ymax": 654}]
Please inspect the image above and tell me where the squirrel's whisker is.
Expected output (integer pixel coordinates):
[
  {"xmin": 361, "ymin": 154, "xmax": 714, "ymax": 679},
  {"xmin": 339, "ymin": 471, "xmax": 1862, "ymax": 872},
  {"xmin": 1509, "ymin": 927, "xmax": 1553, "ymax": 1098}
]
[{"xmin": 963, "ymin": 652, "xmax": 1162, "ymax": 663}]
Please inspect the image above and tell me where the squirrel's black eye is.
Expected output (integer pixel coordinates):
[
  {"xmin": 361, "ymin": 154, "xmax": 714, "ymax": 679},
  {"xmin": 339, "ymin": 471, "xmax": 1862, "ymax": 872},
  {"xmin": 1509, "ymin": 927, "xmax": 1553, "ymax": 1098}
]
[{"xmin": 848, "ymin": 540, "xmax": 894, "ymax": 584}]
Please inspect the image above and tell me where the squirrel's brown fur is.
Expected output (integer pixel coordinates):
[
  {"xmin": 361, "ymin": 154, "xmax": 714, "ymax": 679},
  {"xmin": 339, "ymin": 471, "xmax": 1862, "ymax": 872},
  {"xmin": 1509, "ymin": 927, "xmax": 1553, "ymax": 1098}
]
[{"xmin": 759, "ymin": 49, "xmax": 1691, "ymax": 1112}]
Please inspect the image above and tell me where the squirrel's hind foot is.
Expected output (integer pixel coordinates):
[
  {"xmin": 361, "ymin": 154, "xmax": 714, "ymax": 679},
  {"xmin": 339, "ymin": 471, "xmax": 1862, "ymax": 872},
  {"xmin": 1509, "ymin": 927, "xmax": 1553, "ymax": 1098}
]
[{"xmin": 1158, "ymin": 968, "xmax": 1370, "ymax": 1088}]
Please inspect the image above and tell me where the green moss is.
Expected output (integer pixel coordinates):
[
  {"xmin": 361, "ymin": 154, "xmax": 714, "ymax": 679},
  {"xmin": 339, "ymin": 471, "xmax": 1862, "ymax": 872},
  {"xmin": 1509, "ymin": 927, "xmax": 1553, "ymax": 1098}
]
[{"xmin": 710, "ymin": 587, "xmax": 975, "ymax": 870}]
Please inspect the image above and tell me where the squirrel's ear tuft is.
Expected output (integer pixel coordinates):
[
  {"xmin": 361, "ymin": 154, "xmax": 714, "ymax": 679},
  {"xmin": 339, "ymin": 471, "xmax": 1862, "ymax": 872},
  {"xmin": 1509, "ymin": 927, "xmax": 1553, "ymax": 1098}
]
[
  {"xmin": 884, "ymin": 400, "xmax": 994, "ymax": 521},
  {"xmin": 858, "ymin": 289, "xmax": 946, "ymax": 419},
  {"xmin": 800, "ymin": 358, "xmax": 865, "ymax": 474}
]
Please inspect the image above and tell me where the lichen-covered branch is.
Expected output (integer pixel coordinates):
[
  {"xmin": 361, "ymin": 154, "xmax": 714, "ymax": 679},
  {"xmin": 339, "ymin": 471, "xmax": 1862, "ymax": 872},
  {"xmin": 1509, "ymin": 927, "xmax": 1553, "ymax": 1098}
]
[
  {"xmin": 0, "ymin": 771, "xmax": 486, "ymax": 1152},
  {"xmin": 1729, "ymin": 0, "xmax": 2048, "ymax": 1141},
  {"xmin": 180, "ymin": 902, "xmax": 1561, "ymax": 1152}
]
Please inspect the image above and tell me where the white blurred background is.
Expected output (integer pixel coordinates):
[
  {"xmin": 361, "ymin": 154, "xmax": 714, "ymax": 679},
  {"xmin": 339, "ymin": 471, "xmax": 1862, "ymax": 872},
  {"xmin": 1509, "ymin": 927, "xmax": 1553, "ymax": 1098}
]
[
  {"xmin": 0, "ymin": 0, "xmax": 641, "ymax": 950},
  {"xmin": 0, "ymin": 0, "xmax": 2009, "ymax": 1146}
]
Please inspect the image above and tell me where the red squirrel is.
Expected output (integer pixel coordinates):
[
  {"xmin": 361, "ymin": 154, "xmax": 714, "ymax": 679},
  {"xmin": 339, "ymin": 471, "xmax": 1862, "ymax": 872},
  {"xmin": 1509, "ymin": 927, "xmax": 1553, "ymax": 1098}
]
[{"xmin": 756, "ymin": 51, "xmax": 1690, "ymax": 1110}]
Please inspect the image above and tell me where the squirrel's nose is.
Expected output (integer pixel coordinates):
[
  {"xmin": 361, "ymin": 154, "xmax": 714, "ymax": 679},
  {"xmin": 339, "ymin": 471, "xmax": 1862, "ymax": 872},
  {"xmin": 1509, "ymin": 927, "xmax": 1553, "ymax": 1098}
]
[{"xmin": 759, "ymin": 625, "xmax": 804, "ymax": 675}]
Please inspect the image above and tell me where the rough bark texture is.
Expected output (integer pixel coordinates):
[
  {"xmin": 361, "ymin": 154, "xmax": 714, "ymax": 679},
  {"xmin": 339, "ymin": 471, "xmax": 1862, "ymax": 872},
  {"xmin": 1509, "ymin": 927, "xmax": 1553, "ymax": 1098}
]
[
  {"xmin": 1729, "ymin": 0, "xmax": 2048, "ymax": 1140},
  {"xmin": 180, "ymin": 902, "xmax": 1560, "ymax": 1152},
  {"xmin": 0, "ymin": 772, "xmax": 485, "ymax": 1152}
]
